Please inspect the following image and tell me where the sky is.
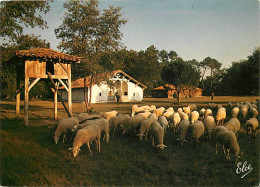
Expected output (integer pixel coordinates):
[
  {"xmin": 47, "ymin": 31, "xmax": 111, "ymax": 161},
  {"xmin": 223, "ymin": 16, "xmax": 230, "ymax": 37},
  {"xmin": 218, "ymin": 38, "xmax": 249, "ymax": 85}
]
[{"xmin": 24, "ymin": 0, "xmax": 260, "ymax": 68}]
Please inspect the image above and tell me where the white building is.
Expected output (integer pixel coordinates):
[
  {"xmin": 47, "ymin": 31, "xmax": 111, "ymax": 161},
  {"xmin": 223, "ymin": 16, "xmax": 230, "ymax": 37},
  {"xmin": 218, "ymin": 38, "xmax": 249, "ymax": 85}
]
[{"xmin": 59, "ymin": 70, "xmax": 147, "ymax": 103}]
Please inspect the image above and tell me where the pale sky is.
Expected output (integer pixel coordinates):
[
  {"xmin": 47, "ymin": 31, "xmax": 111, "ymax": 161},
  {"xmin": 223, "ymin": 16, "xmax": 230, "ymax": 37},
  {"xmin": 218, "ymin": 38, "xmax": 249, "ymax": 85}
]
[{"xmin": 24, "ymin": 0, "xmax": 260, "ymax": 68}]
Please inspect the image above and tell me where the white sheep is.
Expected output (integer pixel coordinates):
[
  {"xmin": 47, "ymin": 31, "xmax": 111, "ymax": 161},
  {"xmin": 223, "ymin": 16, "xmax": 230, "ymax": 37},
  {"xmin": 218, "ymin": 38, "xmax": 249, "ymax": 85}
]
[
  {"xmin": 74, "ymin": 113, "xmax": 101, "ymax": 123},
  {"xmin": 150, "ymin": 121, "xmax": 167, "ymax": 150},
  {"xmin": 199, "ymin": 108, "xmax": 206, "ymax": 119},
  {"xmin": 249, "ymin": 108, "xmax": 258, "ymax": 118},
  {"xmin": 101, "ymin": 111, "xmax": 118, "ymax": 121},
  {"xmin": 183, "ymin": 106, "xmax": 191, "ymax": 115},
  {"xmin": 138, "ymin": 111, "xmax": 151, "ymax": 119},
  {"xmin": 54, "ymin": 117, "xmax": 79, "ymax": 144},
  {"xmin": 172, "ymin": 112, "xmax": 181, "ymax": 132},
  {"xmin": 223, "ymin": 118, "xmax": 241, "ymax": 139},
  {"xmin": 177, "ymin": 108, "xmax": 183, "ymax": 114},
  {"xmin": 190, "ymin": 111, "xmax": 199, "ymax": 124},
  {"xmin": 188, "ymin": 120, "xmax": 205, "ymax": 147},
  {"xmin": 209, "ymin": 103, "xmax": 216, "ymax": 109},
  {"xmin": 231, "ymin": 107, "xmax": 240, "ymax": 118},
  {"xmin": 215, "ymin": 130, "xmax": 241, "ymax": 162},
  {"xmin": 120, "ymin": 113, "xmax": 146, "ymax": 135},
  {"xmin": 131, "ymin": 105, "xmax": 139, "ymax": 116},
  {"xmin": 245, "ymin": 118, "xmax": 259, "ymax": 138},
  {"xmin": 180, "ymin": 112, "xmax": 189, "ymax": 121},
  {"xmin": 176, "ymin": 119, "xmax": 190, "ymax": 146},
  {"xmin": 188, "ymin": 104, "xmax": 197, "ymax": 111},
  {"xmin": 203, "ymin": 116, "xmax": 216, "ymax": 140},
  {"xmin": 109, "ymin": 114, "xmax": 130, "ymax": 136},
  {"xmin": 149, "ymin": 105, "xmax": 157, "ymax": 112},
  {"xmin": 163, "ymin": 111, "xmax": 174, "ymax": 124},
  {"xmin": 68, "ymin": 124, "xmax": 101, "ymax": 157},
  {"xmin": 153, "ymin": 107, "xmax": 165, "ymax": 117},
  {"xmin": 137, "ymin": 113, "xmax": 157, "ymax": 141},
  {"xmin": 205, "ymin": 109, "xmax": 213, "ymax": 117},
  {"xmin": 165, "ymin": 107, "xmax": 174, "ymax": 113},
  {"xmin": 215, "ymin": 108, "xmax": 226, "ymax": 125},
  {"xmin": 240, "ymin": 105, "xmax": 248, "ymax": 119},
  {"xmin": 158, "ymin": 116, "xmax": 169, "ymax": 133}
]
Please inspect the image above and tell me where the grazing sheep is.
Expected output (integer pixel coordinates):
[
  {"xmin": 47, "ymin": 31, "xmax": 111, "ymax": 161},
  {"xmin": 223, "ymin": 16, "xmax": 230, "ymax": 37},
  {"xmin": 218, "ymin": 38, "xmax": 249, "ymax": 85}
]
[
  {"xmin": 158, "ymin": 116, "xmax": 169, "ymax": 133},
  {"xmin": 216, "ymin": 108, "xmax": 226, "ymax": 125},
  {"xmin": 120, "ymin": 113, "xmax": 146, "ymax": 135},
  {"xmin": 163, "ymin": 111, "xmax": 174, "ymax": 124},
  {"xmin": 245, "ymin": 118, "xmax": 259, "ymax": 138},
  {"xmin": 215, "ymin": 130, "xmax": 240, "ymax": 162},
  {"xmin": 217, "ymin": 104, "xmax": 222, "ymax": 109},
  {"xmin": 74, "ymin": 113, "xmax": 100, "ymax": 123},
  {"xmin": 190, "ymin": 111, "xmax": 199, "ymax": 124},
  {"xmin": 138, "ymin": 111, "xmax": 151, "ymax": 119},
  {"xmin": 54, "ymin": 117, "xmax": 79, "ymax": 144},
  {"xmin": 153, "ymin": 107, "xmax": 165, "ymax": 117},
  {"xmin": 199, "ymin": 108, "xmax": 206, "ymax": 119},
  {"xmin": 209, "ymin": 103, "xmax": 216, "ymax": 109},
  {"xmin": 165, "ymin": 107, "xmax": 174, "ymax": 113},
  {"xmin": 183, "ymin": 106, "xmax": 191, "ymax": 115},
  {"xmin": 131, "ymin": 105, "xmax": 139, "ymax": 116},
  {"xmin": 188, "ymin": 121, "xmax": 205, "ymax": 147},
  {"xmin": 177, "ymin": 108, "xmax": 183, "ymax": 114},
  {"xmin": 203, "ymin": 116, "xmax": 216, "ymax": 140},
  {"xmin": 231, "ymin": 107, "xmax": 240, "ymax": 118},
  {"xmin": 109, "ymin": 114, "xmax": 130, "ymax": 136},
  {"xmin": 223, "ymin": 118, "xmax": 241, "ymax": 139},
  {"xmin": 176, "ymin": 119, "xmax": 190, "ymax": 146},
  {"xmin": 150, "ymin": 121, "xmax": 167, "ymax": 150},
  {"xmin": 68, "ymin": 124, "xmax": 101, "ymax": 157},
  {"xmin": 137, "ymin": 113, "xmax": 157, "ymax": 141},
  {"xmin": 249, "ymin": 108, "xmax": 258, "ymax": 118},
  {"xmin": 101, "ymin": 111, "xmax": 118, "ymax": 121},
  {"xmin": 188, "ymin": 104, "xmax": 197, "ymax": 111},
  {"xmin": 180, "ymin": 112, "xmax": 189, "ymax": 121},
  {"xmin": 205, "ymin": 109, "xmax": 213, "ymax": 117},
  {"xmin": 240, "ymin": 105, "xmax": 248, "ymax": 119},
  {"xmin": 227, "ymin": 102, "xmax": 232, "ymax": 108},
  {"xmin": 149, "ymin": 105, "xmax": 157, "ymax": 112},
  {"xmin": 172, "ymin": 112, "xmax": 181, "ymax": 132}
]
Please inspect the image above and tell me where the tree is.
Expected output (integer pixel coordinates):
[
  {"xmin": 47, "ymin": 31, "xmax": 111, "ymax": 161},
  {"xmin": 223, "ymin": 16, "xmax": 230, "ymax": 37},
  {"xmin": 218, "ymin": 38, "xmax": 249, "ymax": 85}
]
[
  {"xmin": 55, "ymin": 0, "xmax": 127, "ymax": 111},
  {"xmin": 161, "ymin": 58, "xmax": 201, "ymax": 103}
]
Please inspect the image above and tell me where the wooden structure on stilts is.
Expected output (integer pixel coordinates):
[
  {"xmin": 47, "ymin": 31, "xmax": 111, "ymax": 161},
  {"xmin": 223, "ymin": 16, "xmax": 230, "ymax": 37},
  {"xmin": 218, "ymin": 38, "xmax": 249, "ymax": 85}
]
[{"xmin": 14, "ymin": 48, "xmax": 81, "ymax": 126}]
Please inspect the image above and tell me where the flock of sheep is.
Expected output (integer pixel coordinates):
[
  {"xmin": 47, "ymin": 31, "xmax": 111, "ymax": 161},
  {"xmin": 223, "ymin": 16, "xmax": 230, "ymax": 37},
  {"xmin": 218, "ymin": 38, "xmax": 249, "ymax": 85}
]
[{"xmin": 53, "ymin": 100, "xmax": 259, "ymax": 162}]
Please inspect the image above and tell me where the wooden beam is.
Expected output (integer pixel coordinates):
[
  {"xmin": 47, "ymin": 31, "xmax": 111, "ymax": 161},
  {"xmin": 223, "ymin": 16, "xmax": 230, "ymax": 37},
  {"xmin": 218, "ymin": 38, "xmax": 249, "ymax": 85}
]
[
  {"xmin": 58, "ymin": 79, "xmax": 68, "ymax": 92},
  {"xmin": 24, "ymin": 61, "xmax": 29, "ymax": 126},
  {"xmin": 67, "ymin": 64, "xmax": 72, "ymax": 115},
  {"xmin": 58, "ymin": 62, "xmax": 69, "ymax": 75},
  {"xmin": 47, "ymin": 71, "xmax": 71, "ymax": 117},
  {"xmin": 54, "ymin": 82, "xmax": 60, "ymax": 119},
  {"xmin": 28, "ymin": 78, "xmax": 41, "ymax": 92},
  {"xmin": 16, "ymin": 72, "xmax": 21, "ymax": 118},
  {"xmin": 28, "ymin": 74, "xmax": 69, "ymax": 79}
]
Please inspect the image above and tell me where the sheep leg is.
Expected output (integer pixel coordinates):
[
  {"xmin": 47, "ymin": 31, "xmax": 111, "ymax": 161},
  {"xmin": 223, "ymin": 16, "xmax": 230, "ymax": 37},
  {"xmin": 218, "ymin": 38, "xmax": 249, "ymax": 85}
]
[
  {"xmin": 222, "ymin": 145, "xmax": 226, "ymax": 155},
  {"xmin": 87, "ymin": 143, "xmax": 92, "ymax": 156},
  {"xmin": 152, "ymin": 137, "xmax": 155, "ymax": 147},
  {"xmin": 216, "ymin": 143, "xmax": 218, "ymax": 155},
  {"xmin": 63, "ymin": 134, "xmax": 66, "ymax": 143},
  {"xmin": 145, "ymin": 132, "xmax": 148, "ymax": 142}
]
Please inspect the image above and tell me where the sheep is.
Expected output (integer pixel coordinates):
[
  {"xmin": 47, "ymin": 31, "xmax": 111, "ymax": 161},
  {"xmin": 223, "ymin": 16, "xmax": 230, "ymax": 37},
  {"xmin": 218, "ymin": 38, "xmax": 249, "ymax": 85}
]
[
  {"xmin": 217, "ymin": 104, "xmax": 222, "ymax": 109},
  {"xmin": 158, "ymin": 116, "xmax": 169, "ymax": 133},
  {"xmin": 177, "ymin": 108, "xmax": 183, "ymax": 114},
  {"xmin": 188, "ymin": 104, "xmax": 197, "ymax": 111},
  {"xmin": 74, "ymin": 113, "xmax": 100, "ymax": 123},
  {"xmin": 188, "ymin": 120, "xmax": 205, "ymax": 148},
  {"xmin": 120, "ymin": 113, "xmax": 146, "ymax": 135},
  {"xmin": 245, "ymin": 118, "xmax": 259, "ymax": 138},
  {"xmin": 165, "ymin": 107, "xmax": 174, "ymax": 113},
  {"xmin": 101, "ymin": 111, "xmax": 118, "ymax": 121},
  {"xmin": 231, "ymin": 107, "xmax": 240, "ymax": 118},
  {"xmin": 172, "ymin": 112, "xmax": 181, "ymax": 132},
  {"xmin": 203, "ymin": 116, "xmax": 216, "ymax": 140},
  {"xmin": 190, "ymin": 111, "xmax": 199, "ymax": 124},
  {"xmin": 138, "ymin": 111, "xmax": 151, "ymax": 119},
  {"xmin": 153, "ymin": 107, "xmax": 165, "ymax": 117},
  {"xmin": 150, "ymin": 121, "xmax": 167, "ymax": 150},
  {"xmin": 205, "ymin": 109, "xmax": 213, "ymax": 117},
  {"xmin": 131, "ymin": 105, "xmax": 149, "ymax": 116},
  {"xmin": 227, "ymin": 102, "xmax": 232, "ymax": 108},
  {"xmin": 176, "ymin": 119, "xmax": 190, "ymax": 146},
  {"xmin": 215, "ymin": 130, "xmax": 241, "ymax": 162},
  {"xmin": 249, "ymin": 108, "xmax": 258, "ymax": 118},
  {"xmin": 109, "ymin": 114, "xmax": 130, "ymax": 136},
  {"xmin": 183, "ymin": 106, "xmax": 191, "ymax": 115},
  {"xmin": 180, "ymin": 112, "xmax": 189, "ymax": 121},
  {"xmin": 149, "ymin": 105, "xmax": 157, "ymax": 112},
  {"xmin": 240, "ymin": 105, "xmax": 248, "ymax": 119},
  {"xmin": 131, "ymin": 105, "xmax": 139, "ymax": 116},
  {"xmin": 199, "ymin": 108, "xmax": 206, "ymax": 119},
  {"xmin": 223, "ymin": 118, "xmax": 241, "ymax": 139},
  {"xmin": 68, "ymin": 124, "xmax": 101, "ymax": 157},
  {"xmin": 163, "ymin": 111, "xmax": 174, "ymax": 124},
  {"xmin": 137, "ymin": 113, "xmax": 157, "ymax": 141},
  {"xmin": 209, "ymin": 103, "xmax": 216, "ymax": 109},
  {"xmin": 215, "ymin": 108, "xmax": 226, "ymax": 125},
  {"xmin": 54, "ymin": 117, "xmax": 79, "ymax": 144}
]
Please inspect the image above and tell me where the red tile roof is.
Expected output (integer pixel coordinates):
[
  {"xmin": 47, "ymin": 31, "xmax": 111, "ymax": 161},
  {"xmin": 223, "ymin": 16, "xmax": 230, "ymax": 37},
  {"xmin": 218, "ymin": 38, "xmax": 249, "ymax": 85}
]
[
  {"xmin": 16, "ymin": 48, "xmax": 81, "ymax": 63},
  {"xmin": 153, "ymin": 84, "xmax": 202, "ymax": 91}
]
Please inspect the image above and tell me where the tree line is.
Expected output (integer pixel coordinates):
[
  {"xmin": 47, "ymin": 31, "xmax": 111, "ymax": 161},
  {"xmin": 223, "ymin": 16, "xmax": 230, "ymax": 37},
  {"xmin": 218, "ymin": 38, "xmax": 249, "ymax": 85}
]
[{"xmin": 0, "ymin": 0, "xmax": 259, "ymax": 102}]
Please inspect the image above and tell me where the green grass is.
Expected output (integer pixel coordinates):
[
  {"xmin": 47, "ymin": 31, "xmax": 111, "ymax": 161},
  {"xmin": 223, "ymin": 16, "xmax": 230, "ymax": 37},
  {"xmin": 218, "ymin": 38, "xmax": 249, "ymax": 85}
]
[{"xmin": 0, "ymin": 97, "xmax": 259, "ymax": 186}]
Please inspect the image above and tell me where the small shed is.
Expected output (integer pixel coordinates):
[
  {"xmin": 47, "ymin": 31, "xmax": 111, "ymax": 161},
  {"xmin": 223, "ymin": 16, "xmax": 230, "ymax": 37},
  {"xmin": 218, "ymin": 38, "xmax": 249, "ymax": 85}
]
[
  {"xmin": 14, "ymin": 48, "xmax": 81, "ymax": 126},
  {"xmin": 59, "ymin": 70, "xmax": 147, "ymax": 103}
]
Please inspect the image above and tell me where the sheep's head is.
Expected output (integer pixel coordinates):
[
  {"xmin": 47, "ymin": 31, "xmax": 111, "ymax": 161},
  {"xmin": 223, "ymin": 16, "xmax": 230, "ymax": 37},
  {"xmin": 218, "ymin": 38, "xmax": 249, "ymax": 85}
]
[
  {"xmin": 71, "ymin": 125, "xmax": 78, "ymax": 132},
  {"xmin": 54, "ymin": 136, "xmax": 59, "ymax": 144},
  {"xmin": 136, "ymin": 133, "xmax": 144, "ymax": 141},
  {"xmin": 68, "ymin": 147, "xmax": 80, "ymax": 158},
  {"xmin": 246, "ymin": 125, "xmax": 253, "ymax": 136},
  {"xmin": 156, "ymin": 144, "xmax": 167, "ymax": 150}
]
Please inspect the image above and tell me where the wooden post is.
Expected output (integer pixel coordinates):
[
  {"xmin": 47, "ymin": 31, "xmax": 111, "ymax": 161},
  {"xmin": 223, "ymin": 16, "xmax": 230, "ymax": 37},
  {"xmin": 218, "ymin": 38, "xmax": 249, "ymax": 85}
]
[
  {"xmin": 54, "ymin": 82, "xmax": 59, "ymax": 119},
  {"xmin": 16, "ymin": 72, "xmax": 21, "ymax": 118},
  {"xmin": 68, "ymin": 64, "xmax": 72, "ymax": 116},
  {"xmin": 24, "ymin": 61, "xmax": 29, "ymax": 126}
]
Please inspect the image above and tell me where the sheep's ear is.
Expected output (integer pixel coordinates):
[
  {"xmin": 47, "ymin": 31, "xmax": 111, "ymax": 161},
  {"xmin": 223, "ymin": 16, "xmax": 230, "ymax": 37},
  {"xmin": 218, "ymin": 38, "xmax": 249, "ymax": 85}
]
[
  {"xmin": 163, "ymin": 144, "xmax": 167, "ymax": 148},
  {"xmin": 68, "ymin": 148, "xmax": 73, "ymax": 151}
]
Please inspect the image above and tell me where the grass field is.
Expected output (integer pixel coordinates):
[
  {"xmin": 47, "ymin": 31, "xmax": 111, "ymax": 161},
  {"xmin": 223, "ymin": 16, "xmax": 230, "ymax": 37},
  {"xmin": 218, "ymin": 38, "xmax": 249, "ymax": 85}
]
[{"xmin": 0, "ymin": 96, "xmax": 259, "ymax": 186}]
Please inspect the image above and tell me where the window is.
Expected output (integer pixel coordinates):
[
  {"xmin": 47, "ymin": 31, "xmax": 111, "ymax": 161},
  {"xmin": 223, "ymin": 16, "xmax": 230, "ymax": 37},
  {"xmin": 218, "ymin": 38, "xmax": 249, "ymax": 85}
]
[
  {"xmin": 99, "ymin": 92, "xmax": 102, "ymax": 96},
  {"xmin": 133, "ymin": 93, "xmax": 135, "ymax": 96},
  {"xmin": 124, "ymin": 92, "xmax": 128, "ymax": 96}
]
